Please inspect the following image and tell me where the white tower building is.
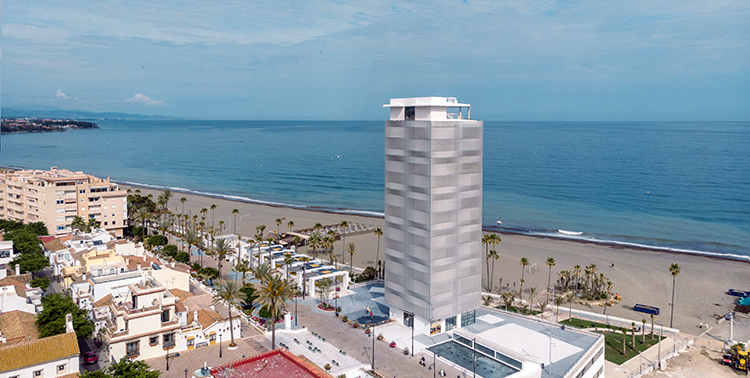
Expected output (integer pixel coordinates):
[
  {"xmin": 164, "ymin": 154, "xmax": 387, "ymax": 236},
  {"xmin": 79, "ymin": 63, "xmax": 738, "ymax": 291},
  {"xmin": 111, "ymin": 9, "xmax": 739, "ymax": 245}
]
[{"xmin": 383, "ymin": 97, "xmax": 483, "ymax": 336}]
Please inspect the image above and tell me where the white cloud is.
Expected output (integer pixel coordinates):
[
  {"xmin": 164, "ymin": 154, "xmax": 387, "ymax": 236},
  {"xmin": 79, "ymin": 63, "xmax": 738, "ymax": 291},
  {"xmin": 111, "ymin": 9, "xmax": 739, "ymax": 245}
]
[
  {"xmin": 56, "ymin": 89, "xmax": 69, "ymax": 99},
  {"xmin": 127, "ymin": 93, "xmax": 165, "ymax": 106}
]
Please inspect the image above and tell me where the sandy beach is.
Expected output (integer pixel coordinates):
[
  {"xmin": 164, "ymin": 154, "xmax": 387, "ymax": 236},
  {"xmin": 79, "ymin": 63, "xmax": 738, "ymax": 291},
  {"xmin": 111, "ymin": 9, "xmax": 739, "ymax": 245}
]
[{"xmin": 127, "ymin": 185, "xmax": 749, "ymax": 339}]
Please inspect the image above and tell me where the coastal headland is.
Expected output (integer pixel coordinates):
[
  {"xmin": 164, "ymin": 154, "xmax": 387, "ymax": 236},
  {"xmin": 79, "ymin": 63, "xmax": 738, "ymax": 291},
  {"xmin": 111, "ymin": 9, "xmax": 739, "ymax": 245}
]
[{"xmin": 125, "ymin": 184, "xmax": 749, "ymax": 340}]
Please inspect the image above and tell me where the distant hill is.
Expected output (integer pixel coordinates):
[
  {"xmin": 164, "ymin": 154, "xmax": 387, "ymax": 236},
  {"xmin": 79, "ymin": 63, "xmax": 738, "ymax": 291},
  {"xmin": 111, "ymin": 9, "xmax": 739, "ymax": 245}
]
[{"xmin": 1, "ymin": 107, "xmax": 182, "ymax": 121}]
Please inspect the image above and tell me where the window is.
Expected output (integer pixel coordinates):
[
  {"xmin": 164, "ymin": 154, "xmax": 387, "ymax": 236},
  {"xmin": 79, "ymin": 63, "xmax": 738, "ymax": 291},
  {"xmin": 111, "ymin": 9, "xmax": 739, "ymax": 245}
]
[
  {"xmin": 461, "ymin": 310, "xmax": 476, "ymax": 327},
  {"xmin": 150, "ymin": 336, "xmax": 159, "ymax": 346},
  {"xmin": 163, "ymin": 333, "xmax": 175, "ymax": 348},
  {"xmin": 209, "ymin": 333, "xmax": 217, "ymax": 342},
  {"xmin": 34, "ymin": 370, "xmax": 43, "ymax": 377},
  {"xmin": 445, "ymin": 316, "xmax": 457, "ymax": 331},
  {"xmin": 57, "ymin": 225, "xmax": 66, "ymax": 231},
  {"xmin": 56, "ymin": 199, "xmax": 64, "ymax": 205},
  {"xmin": 429, "ymin": 319, "xmax": 441, "ymax": 336},
  {"xmin": 161, "ymin": 310, "xmax": 170, "ymax": 322},
  {"xmin": 57, "ymin": 363, "xmax": 67, "ymax": 372},
  {"xmin": 403, "ymin": 312, "xmax": 414, "ymax": 327},
  {"xmin": 126, "ymin": 341, "xmax": 139, "ymax": 357},
  {"xmin": 0, "ymin": 250, "xmax": 11, "ymax": 258},
  {"xmin": 80, "ymin": 189, "xmax": 86, "ymax": 194},
  {"xmin": 405, "ymin": 106, "xmax": 415, "ymax": 120},
  {"xmin": 187, "ymin": 338, "xmax": 195, "ymax": 347},
  {"xmin": 104, "ymin": 222, "xmax": 108, "ymax": 226}
]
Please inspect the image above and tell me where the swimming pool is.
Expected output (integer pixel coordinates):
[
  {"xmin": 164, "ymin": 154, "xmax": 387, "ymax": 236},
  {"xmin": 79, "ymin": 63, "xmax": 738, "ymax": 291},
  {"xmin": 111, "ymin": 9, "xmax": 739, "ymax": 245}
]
[{"xmin": 427, "ymin": 340, "xmax": 519, "ymax": 378}]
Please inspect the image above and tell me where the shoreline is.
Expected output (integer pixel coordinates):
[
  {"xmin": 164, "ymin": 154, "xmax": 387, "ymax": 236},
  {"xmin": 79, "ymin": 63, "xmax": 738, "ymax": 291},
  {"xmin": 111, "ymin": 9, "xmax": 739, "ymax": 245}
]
[
  {"xmin": 123, "ymin": 182, "xmax": 748, "ymax": 336},
  {"xmin": 118, "ymin": 180, "xmax": 749, "ymax": 263}
]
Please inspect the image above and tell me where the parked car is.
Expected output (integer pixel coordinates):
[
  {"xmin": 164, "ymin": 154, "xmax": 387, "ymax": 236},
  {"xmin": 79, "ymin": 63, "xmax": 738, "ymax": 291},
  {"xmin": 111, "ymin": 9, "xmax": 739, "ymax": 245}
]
[
  {"xmin": 82, "ymin": 351, "xmax": 98, "ymax": 364},
  {"xmin": 727, "ymin": 289, "xmax": 749, "ymax": 298}
]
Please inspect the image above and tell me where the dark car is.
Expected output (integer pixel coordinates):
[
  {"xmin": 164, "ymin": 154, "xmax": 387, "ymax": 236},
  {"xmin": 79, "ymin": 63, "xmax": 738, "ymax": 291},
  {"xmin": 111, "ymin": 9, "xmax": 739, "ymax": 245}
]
[{"xmin": 82, "ymin": 351, "xmax": 98, "ymax": 364}]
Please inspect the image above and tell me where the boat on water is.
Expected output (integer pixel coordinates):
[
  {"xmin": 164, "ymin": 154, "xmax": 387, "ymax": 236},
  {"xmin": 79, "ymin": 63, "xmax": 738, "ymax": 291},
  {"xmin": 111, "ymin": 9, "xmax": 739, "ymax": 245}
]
[
  {"xmin": 558, "ymin": 230, "xmax": 583, "ymax": 236},
  {"xmin": 497, "ymin": 218, "xmax": 502, "ymax": 224}
]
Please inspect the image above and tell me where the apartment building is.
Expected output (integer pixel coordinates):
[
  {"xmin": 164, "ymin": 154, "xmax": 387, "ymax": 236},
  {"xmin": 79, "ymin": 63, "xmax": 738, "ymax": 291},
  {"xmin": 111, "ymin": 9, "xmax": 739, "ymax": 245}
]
[
  {"xmin": 103, "ymin": 275, "xmax": 182, "ymax": 362},
  {"xmin": 0, "ymin": 167, "xmax": 127, "ymax": 236}
]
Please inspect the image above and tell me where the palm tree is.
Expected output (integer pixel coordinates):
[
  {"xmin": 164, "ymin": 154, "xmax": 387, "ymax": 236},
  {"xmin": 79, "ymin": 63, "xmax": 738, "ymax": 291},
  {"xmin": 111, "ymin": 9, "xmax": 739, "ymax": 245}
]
[
  {"xmin": 158, "ymin": 220, "xmax": 170, "ymax": 238},
  {"xmin": 252, "ymin": 262, "xmax": 272, "ymax": 286},
  {"xmin": 573, "ymin": 264, "xmax": 581, "ymax": 292},
  {"xmin": 339, "ymin": 220, "xmax": 349, "ymax": 266},
  {"xmin": 669, "ymin": 263, "xmax": 681, "ymax": 328},
  {"xmin": 528, "ymin": 287, "xmax": 537, "ymax": 310},
  {"xmin": 482, "ymin": 234, "xmax": 492, "ymax": 288},
  {"xmin": 346, "ymin": 242, "xmax": 357, "ymax": 274},
  {"xmin": 162, "ymin": 189, "xmax": 173, "ymax": 213},
  {"xmin": 554, "ymin": 296, "xmax": 565, "ymax": 322},
  {"xmin": 566, "ymin": 293, "xmax": 575, "ymax": 319},
  {"xmin": 71, "ymin": 216, "xmax": 86, "ymax": 232},
  {"xmin": 212, "ymin": 280, "xmax": 241, "ymax": 347},
  {"xmin": 621, "ymin": 328, "xmax": 627, "ymax": 355},
  {"xmin": 287, "ymin": 220, "xmax": 294, "ymax": 233},
  {"xmin": 219, "ymin": 220, "xmax": 225, "ymax": 234},
  {"xmin": 212, "ymin": 238, "xmax": 232, "ymax": 278},
  {"xmin": 275, "ymin": 218, "xmax": 284, "ymax": 242},
  {"xmin": 519, "ymin": 257, "xmax": 529, "ymax": 295},
  {"xmin": 487, "ymin": 234, "xmax": 501, "ymax": 287},
  {"xmin": 210, "ymin": 204, "xmax": 217, "ymax": 229},
  {"xmin": 283, "ymin": 253, "xmax": 294, "ymax": 281},
  {"xmin": 254, "ymin": 233, "xmax": 266, "ymax": 265},
  {"xmin": 488, "ymin": 250, "xmax": 499, "ymax": 290},
  {"xmin": 641, "ymin": 318, "xmax": 647, "ymax": 344},
  {"xmin": 180, "ymin": 197, "xmax": 187, "ymax": 219},
  {"xmin": 86, "ymin": 218, "xmax": 101, "ymax": 233},
  {"xmin": 257, "ymin": 274, "xmax": 294, "ymax": 350},
  {"xmin": 256, "ymin": 224, "xmax": 267, "ymax": 240},
  {"xmin": 136, "ymin": 207, "xmax": 152, "ymax": 239},
  {"xmin": 650, "ymin": 314, "xmax": 655, "ymax": 340},
  {"xmin": 299, "ymin": 256, "xmax": 310, "ymax": 299},
  {"xmin": 374, "ymin": 228, "xmax": 383, "ymax": 266},
  {"xmin": 236, "ymin": 259, "xmax": 251, "ymax": 285},
  {"xmin": 631, "ymin": 322, "xmax": 636, "ymax": 350},
  {"xmin": 292, "ymin": 235, "xmax": 302, "ymax": 251},
  {"xmin": 182, "ymin": 229, "xmax": 200, "ymax": 264},
  {"xmin": 232, "ymin": 209, "xmax": 239, "ymax": 235},
  {"xmin": 545, "ymin": 257, "xmax": 556, "ymax": 304}
]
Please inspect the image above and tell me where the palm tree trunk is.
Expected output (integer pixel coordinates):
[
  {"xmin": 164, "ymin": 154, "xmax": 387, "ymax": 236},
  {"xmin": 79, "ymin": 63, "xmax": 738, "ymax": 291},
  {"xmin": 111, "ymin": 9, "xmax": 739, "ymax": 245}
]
[
  {"xmin": 271, "ymin": 314, "xmax": 277, "ymax": 350},
  {"xmin": 375, "ymin": 236, "xmax": 380, "ymax": 267},
  {"xmin": 228, "ymin": 306, "xmax": 235, "ymax": 345},
  {"xmin": 670, "ymin": 275, "xmax": 676, "ymax": 328}
]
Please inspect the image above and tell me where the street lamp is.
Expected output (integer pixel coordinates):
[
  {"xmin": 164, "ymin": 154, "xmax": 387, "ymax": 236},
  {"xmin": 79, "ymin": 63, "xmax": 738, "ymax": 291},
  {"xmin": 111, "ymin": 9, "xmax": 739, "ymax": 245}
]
[
  {"xmin": 370, "ymin": 311, "xmax": 376, "ymax": 369},
  {"xmin": 433, "ymin": 351, "xmax": 439, "ymax": 378},
  {"xmin": 184, "ymin": 368, "xmax": 188, "ymax": 378},
  {"xmin": 335, "ymin": 277, "xmax": 339, "ymax": 317},
  {"xmin": 295, "ymin": 286, "xmax": 299, "ymax": 327},
  {"xmin": 219, "ymin": 333, "xmax": 223, "ymax": 358},
  {"xmin": 165, "ymin": 347, "xmax": 170, "ymax": 371}
]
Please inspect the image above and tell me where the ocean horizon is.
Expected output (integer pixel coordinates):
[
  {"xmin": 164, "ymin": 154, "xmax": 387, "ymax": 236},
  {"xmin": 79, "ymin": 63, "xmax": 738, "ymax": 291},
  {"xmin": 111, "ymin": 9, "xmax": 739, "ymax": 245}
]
[{"xmin": 1, "ymin": 120, "xmax": 748, "ymax": 259}]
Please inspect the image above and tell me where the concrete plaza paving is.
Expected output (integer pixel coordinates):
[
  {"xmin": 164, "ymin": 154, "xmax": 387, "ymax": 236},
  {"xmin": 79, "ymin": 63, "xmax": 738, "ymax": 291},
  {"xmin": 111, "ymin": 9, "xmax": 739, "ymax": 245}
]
[{"xmin": 270, "ymin": 329, "xmax": 369, "ymax": 377}]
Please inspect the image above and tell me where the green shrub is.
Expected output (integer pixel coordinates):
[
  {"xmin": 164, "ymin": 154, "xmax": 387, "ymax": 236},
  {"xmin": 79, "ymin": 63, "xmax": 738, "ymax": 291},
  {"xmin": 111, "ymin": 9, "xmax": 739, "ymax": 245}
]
[
  {"xmin": 162, "ymin": 244, "xmax": 179, "ymax": 258},
  {"xmin": 175, "ymin": 252, "xmax": 191, "ymax": 264},
  {"xmin": 146, "ymin": 235, "xmax": 166, "ymax": 246},
  {"xmin": 258, "ymin": 305, "xmax": 277, "ymax": 319},
  {"xmin": 30, "ymin": 276, "xmax": 50, "ymax": 291}
]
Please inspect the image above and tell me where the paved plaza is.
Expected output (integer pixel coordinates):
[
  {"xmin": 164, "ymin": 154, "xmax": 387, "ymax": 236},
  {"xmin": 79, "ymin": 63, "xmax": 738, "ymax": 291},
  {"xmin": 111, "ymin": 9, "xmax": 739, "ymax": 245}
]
[
  {"xmin": 145, "ymin": 335, "xmax": 270, "ymax": 376},
  {"xmin": 271, "ymin": 329, "xmax": 369, "ymax": 377}
]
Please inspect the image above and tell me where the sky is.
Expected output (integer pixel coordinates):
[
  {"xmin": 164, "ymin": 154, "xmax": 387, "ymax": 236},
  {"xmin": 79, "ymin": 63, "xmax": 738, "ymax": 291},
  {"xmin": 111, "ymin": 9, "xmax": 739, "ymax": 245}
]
[{"xmin": 2, "ymin": 0, "xmax": 749, "ymax": 121}]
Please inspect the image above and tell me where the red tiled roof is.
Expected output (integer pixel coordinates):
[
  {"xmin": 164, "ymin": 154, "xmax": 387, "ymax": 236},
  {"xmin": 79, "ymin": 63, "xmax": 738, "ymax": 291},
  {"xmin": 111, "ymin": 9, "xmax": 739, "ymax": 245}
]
[
  {"xmin": 210, "ymin": 349, "xmax": 332, "ymax": 378},
  {"xmin": 38, "ymin": 235, "xmax": 57, "ymax": 244}
]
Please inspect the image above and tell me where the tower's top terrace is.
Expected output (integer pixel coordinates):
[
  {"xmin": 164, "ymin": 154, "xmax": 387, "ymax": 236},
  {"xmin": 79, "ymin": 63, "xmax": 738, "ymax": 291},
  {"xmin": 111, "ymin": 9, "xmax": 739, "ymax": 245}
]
[{"xmin": 384, "ymin": 97, "xmax": 471, "ymax": 121}]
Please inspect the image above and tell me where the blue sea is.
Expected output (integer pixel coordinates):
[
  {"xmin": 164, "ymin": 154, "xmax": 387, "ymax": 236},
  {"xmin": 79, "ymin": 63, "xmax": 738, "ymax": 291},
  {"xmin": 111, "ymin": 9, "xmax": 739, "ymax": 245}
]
[{"xmin": 2, "ymin": 120, "xmax": 749, "ymax": 259}]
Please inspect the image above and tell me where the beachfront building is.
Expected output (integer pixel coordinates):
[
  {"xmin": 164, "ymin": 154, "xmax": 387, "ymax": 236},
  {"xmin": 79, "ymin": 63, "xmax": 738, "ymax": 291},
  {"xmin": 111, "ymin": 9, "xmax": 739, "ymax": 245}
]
[
  {"xmin": 383, "ymin": 97, "xmax": 483, "ymax": 336},
  {"xmin": 0, "ymin": 166, "xmax": 128, "ymax": 236}
]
